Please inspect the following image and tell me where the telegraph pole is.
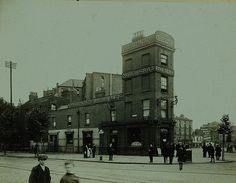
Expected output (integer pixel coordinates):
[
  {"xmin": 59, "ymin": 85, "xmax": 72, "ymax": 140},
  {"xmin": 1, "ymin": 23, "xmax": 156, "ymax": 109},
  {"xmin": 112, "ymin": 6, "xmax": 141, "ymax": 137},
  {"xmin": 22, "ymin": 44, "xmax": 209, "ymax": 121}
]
[{"xmin": 5, "ymin": 61, "xmax": 17, "ymax": 106}]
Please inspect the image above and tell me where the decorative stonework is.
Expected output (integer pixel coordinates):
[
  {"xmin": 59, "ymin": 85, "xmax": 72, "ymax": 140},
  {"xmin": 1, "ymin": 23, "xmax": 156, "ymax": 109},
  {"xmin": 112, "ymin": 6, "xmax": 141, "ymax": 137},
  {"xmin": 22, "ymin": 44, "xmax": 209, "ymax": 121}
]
[
  {"xmin": 122, "ymin": 65, "xmax": 174, "ymax": 79},
  {"xmin": 122, "ymin": 31, "xmax": 175, "ymax": 55}
]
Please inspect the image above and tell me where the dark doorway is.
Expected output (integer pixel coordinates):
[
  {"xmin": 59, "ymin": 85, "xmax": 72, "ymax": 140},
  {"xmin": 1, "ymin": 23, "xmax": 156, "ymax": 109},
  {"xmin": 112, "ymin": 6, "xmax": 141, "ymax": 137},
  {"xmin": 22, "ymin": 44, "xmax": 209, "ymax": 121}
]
[
  {"xmin": 83, "ymin": 131, "xmax": 93, "ymax": 147},
  {"xmin": 110, "ymin": 129, "xmax": 118, "ymax": 154}
]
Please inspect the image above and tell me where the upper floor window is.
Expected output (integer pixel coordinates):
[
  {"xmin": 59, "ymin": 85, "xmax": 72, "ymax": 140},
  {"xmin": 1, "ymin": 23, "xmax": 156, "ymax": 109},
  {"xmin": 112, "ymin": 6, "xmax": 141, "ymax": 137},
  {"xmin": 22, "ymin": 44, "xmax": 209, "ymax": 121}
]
[
  {"xmin": 85, "ymin": 113, "xmax": 90, "ymax": 125},
  {"xmin": 125, "ymin": 59, "xmax": 132, "ymax": 72},
  {"xmin": 141, "ymin": 53, "xmax": 150, "ymax": 67},
  {"xmin": 142, "ymin": 99, "xmax": 150, "ymax": 117},
  {"xmin": 111, "ymin": 110, "xmax": 116, "ymax": 122},
  {"xmin": 161, "ymin": 100, "xmax": 167, "ymax": 118},
  {"xmin": 161, "ymin": 54, "xmax": 168, "ymax": 65},
  {"xmin": 142, "ymin": 75, "xmax": 150, "ymax": 91},
  {"xmin": 67, "ymin": 115, "xmax": 72, "ymax": 126},
  {"xmin": 125, "ymin": 102, "xmax": 132, "ymax": 119},
  {"xmin": 52, "ymin": 117, "xmax": 56, "ymax": 127},
  {"xmin": 101, "ymin": 76, "xmax": 105, "ymax": 88},
  {"xmin": 125, "ymin": 79, "xmax": 132, "ymax": 94},
  {"xmin": 161, "ymin": 76, "xmax": 168, "ymax": 92}
]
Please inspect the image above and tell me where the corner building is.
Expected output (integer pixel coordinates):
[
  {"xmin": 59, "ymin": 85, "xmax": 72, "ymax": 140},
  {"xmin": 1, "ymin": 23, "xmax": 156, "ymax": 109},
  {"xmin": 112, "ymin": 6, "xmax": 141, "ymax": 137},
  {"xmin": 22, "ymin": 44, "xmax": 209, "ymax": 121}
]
[{"xmin": 100, "ymin": 31, "xmax": 175, "ymax": 154}]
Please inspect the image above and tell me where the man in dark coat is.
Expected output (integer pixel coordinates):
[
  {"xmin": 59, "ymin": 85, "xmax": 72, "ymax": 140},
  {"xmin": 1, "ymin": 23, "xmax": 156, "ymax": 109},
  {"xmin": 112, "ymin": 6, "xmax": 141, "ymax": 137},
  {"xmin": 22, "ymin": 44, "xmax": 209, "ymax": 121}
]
[
  {"xmin": 202, "ymin": 143, "xmax": 207, "ymax": 158},
  {"xmin": 29, "ymin": 154, "xmax": 51, "ymax": 183},
  {"xmin": 208, "ymin": 143, "xmax": 215, "ymax": 163},
  {"xmin": 177, "ymin": 145, "xmax": 185, "ymax": 171},
  {"xmin": 108, "ymin": 143, "xmax": 114, "ymax": 161},
  {"xmin": 60, "ymin": 160, "xmax": 80, "ymax": 183},
  {"xmin": 215, "ymin": 144, "xmax": 221, "ymax": 160},
  {"xmin": 148, "ymin": 144, "xmax": 154, "ymax": 163},
  {"xmin": 169, "ymin": 143, "xmax": 175, "ymax": 164}
]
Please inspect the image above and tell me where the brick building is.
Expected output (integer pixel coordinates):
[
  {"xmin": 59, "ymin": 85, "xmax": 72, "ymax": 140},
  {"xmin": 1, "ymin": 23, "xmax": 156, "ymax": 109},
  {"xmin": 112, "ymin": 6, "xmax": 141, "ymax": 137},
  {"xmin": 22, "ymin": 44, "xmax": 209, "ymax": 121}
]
[{"xmin": 48, "ymin": 30, "xmax": 176, "ymax": 155}]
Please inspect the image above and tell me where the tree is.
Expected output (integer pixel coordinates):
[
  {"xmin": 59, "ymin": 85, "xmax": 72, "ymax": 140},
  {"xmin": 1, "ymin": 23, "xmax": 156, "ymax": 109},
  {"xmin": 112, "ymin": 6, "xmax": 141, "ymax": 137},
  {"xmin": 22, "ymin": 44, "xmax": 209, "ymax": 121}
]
[
  {"xmin": 217, "ymin": 114, "xmax": 232, "ymax": 160},
  {"xmin": 25, "ymin": 107, "xmax": 49, "ymax": 143},
  {"xmin": 0, "ymin": 98, "xmax": 18, "ymax": 155}
]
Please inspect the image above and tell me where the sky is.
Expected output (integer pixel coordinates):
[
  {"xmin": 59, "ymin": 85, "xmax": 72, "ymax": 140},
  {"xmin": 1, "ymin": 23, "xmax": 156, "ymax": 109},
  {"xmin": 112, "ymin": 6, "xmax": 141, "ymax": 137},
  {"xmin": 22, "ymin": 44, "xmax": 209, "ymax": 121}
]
[{"xmin": 0, "ymin": 0, "xmax": 235, "ymax": 129}]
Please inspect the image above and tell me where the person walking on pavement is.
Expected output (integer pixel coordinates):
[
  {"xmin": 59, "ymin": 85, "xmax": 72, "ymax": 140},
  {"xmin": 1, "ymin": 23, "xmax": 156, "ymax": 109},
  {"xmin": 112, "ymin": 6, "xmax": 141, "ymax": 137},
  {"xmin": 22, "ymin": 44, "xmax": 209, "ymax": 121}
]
[
  {"xmin": 169, "ymin": 143, "xmax": 175, "ymax": 164},
  {"xmin": 92, "ymin": 144, "xmax": 96, "ymax": 158},
  {"xmin": 162, "ymin": 143, "xmax": 168, "ymax": 164},
  {"xmin": 202, "ymin": 143, "xmax": 207, "ymax": 158},
  {"xmin": 208, "ymin": 143, "xmax": 215, "ymax": 163},
  {"xmin": 29, "ymin": 154, "xmax": 51, "ymax": 183},
  {"xmin": 148, "ymin": 144, "xmax": 154, "ymax": 163},
  {"xmin": 108, "ymin": 143, "xmax": 114, "ymax": 161},
  {"xmin": 34, "ymin": 143, "xmax": 39, "ymax": 158},
  {"xmin": 215, "ymin": 144, "xmax": 222, "ymax": 160},
  {"xmin": 177, "ymin": 145, "xmax": 185, "ymax": 171},
  {"xmin": 60, "ymin": 160, "xmax": 80, "ymax": 183}
]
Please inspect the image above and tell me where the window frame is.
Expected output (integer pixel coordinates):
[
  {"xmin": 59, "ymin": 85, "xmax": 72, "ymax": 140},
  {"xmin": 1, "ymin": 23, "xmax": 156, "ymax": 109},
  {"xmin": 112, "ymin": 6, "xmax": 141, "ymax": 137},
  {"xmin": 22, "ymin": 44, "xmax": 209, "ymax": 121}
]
[
  {"xmin": 142, "ymin": 99, "xmax": 150, "ymax": 117},
  {"xmin": 160, "ymin": 54, "xmax": 168, "ymax": 66}
]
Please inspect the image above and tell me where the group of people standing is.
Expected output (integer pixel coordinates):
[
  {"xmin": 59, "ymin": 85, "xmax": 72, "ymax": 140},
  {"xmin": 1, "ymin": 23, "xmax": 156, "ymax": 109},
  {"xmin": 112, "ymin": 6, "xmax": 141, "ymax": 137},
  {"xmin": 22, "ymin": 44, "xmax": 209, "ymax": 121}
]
[
  {"xmin": 83, "ymin": 143, "xmax": 96, "ymax": 158},
  {"xmin": 148, "ymin": 142, "xmax": 187, "ymax": 171},
  {"xmin": 202, "ymin": 143, "xmax": 222, "ymax": 162}
]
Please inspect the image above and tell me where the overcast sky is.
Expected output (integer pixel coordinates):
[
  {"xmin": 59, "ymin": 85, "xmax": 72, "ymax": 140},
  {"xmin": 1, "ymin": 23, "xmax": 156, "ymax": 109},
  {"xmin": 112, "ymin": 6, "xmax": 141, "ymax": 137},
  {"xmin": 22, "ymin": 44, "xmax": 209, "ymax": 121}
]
[{"xmin": 0, "ymin": 0, "xmax": 235, "ymax": 128}]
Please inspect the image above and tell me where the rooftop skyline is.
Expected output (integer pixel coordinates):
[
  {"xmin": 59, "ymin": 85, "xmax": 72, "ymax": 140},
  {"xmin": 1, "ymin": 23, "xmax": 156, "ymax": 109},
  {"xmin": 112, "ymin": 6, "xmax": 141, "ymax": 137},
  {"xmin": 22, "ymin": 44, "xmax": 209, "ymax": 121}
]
[{"xmin": 0, "ymin": 1, "xmax": 235, "ymax": 129}]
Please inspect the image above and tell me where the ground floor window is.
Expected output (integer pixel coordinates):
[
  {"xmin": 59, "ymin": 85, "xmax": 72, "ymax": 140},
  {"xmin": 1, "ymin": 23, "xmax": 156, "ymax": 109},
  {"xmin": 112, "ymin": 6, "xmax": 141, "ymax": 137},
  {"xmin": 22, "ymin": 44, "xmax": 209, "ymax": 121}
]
[
  {"xmin": 66, "ymin": 133, "xmax": 73, "ymax": 145},
  {"xmin": 128, "ymin": 128, "xmax": 142, "ymax": 147}
]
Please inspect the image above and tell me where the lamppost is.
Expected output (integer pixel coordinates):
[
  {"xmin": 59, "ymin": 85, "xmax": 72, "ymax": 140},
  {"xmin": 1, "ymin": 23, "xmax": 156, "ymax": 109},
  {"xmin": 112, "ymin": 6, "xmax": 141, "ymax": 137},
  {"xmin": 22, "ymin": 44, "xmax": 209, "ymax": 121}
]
[
  {"xmin": 98, "ymin": 129, "xmax": 104, "ymax": 161},
  {"xmin": 5, "ymin": 61, "xmax": 17, "ymax": 106},
  {"xmin": 217, "ymin": 114, "xmax": 232, "ymax": 161}
]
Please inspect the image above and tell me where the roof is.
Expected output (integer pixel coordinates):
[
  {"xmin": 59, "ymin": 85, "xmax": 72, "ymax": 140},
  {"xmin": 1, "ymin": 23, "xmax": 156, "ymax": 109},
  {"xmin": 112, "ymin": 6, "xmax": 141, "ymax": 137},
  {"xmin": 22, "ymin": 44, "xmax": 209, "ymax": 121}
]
[{"xmin": 59, "ymin": 79, "xmax": 83, "ymax": 88}]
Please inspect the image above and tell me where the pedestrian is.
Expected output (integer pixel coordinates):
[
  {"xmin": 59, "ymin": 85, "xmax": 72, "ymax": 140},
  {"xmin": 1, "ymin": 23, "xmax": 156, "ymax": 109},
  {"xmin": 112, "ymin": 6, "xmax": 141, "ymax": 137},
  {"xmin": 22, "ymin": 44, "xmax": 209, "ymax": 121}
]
[
  {"xmin": 161, "ymin": 143, "xmax": 168, "ymax": 164},
  {"xmin": 34, "ymin": 143, "xmax": 39, "ymax": 158},
  {"xmin": 202, "ymin": 143, "xmax": 207, "ymax": 158},
  {"xmin": 215, "ymin": 144, "xmax": 221, "ymax": 160},
  {"xmin": 60, "ymin": 160, "xmax": 80, "ymax": 183},
  {"xmin": 148, "ymin": 144, "xmax": 154, "ymax": 163},
  {"xmin": 108, "ymin": 143, "xmax": 114, "ymax": 161},
  {"xmin": 29, "ymin": 154, "xmax": 51, "ymax": 183},
  {"xmin": 208, "ymin": 143, "xmax": 215, "ymax": 163},
  {"xmin": 92, "ymin": 144, "xmax": 96, "ymax": 158},
  {"xmin": 177, "ymin": 145, "xmax": 185, "ymax": 171},
  {"xmin": 169, "ymin": 143, "xmax": 175, "ymax": 164}
]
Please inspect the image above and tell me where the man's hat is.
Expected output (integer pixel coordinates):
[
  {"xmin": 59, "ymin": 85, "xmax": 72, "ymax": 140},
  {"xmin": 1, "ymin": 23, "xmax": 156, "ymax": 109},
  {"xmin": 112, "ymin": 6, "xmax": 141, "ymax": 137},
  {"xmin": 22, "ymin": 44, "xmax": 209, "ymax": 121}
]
[{"xmin": 38, "ymin": 154, "xmax": 48, "ymax": 161}]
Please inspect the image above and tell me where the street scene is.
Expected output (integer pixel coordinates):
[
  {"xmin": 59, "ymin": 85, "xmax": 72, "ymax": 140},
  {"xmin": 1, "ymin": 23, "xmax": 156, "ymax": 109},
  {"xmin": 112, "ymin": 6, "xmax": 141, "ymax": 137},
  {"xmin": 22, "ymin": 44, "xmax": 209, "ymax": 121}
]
[
  {"xmin": 1, "ymin": 1, "xmax": 236, "ymax": 183},
  {"xmin": 0, "ymin": 149, "xmax": 236, "ymax": 183}
]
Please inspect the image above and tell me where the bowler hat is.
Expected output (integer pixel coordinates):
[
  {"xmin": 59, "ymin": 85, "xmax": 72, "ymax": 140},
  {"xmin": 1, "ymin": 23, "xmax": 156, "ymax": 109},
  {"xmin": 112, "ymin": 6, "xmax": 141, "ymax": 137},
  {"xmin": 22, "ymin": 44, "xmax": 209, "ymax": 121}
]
[{"xmin": 38, "ymin": 154, "xmax": 48, "ymax": 161}]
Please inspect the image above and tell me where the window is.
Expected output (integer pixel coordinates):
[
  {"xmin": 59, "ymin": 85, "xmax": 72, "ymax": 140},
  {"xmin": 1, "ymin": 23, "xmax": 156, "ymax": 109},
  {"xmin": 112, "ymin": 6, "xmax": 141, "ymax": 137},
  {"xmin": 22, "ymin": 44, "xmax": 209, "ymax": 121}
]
[
  {"xmin": 111, "ymin": 110, "xmax": 116, "ymax": 122},
  {"xmin": 85, "ymin": 113, "xmax": 90, "ymax": 125},
  {"xmin": 161, "ymin": 76, "xmax": 168, "ymax": 92},
  {"xmin": 66, "ymin": 134, "xmax": 73, "ymax": 144},
  {"xmin": 125, "ymin": 102, "xmax": 132, "ymax": 119},
  {"xmin": 101, "ymin": 76, "xmax": 105, "ymax": 88},
  {"xmin": 125, "ymin": 79, "xmax": 132, "ymax": 94},
  {"xmin": 141, "ymin": 53, "xmax": 150, "ymax": 67},
  {"xmin": 142, "ymin": 75, "xmax": 150, "ymax": 91},
  {"xmin": 161, "ymin": 100, "xmax": 167, "ymax": 118},
  {"xmin": 67, "ymin": 115, "xmax": 72, "ymax": 126},
  {"xmin": 142, "ymin": 100, "xmax": 150, "ymax": 117},
  {"xmin": 161, "ymin": 54, "xmax": 168, "ymax": 65},
  {"xmin": 128, "ymin": 128, "xmax": 141, "ymax": 146},
  {"xmin": 52, "ymin": 117, "xmax": 56, "ymax": 127},
  {"xmin": 125, "ymin": 59, "xmax": 132, "ymax": 71}
]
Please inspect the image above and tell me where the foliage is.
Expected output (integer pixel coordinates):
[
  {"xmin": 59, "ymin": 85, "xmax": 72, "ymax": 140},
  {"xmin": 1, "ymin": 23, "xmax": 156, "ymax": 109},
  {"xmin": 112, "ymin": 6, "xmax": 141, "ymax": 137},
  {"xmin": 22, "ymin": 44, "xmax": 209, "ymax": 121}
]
[{"xmin": 217, "ymin": 114, "xmax": 232, "ymax": 134}]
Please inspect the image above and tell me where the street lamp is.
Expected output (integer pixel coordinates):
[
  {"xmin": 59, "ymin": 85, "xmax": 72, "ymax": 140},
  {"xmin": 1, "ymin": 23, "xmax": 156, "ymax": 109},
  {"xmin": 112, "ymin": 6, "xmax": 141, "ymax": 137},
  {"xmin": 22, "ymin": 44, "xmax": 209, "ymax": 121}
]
[
  {"xmin": 98, "ymin": 129, "xmax": 104, "ymax": 161},
  {"xmin": 5, "ymin": 61, "xmax": 17, "ymax": 106}
]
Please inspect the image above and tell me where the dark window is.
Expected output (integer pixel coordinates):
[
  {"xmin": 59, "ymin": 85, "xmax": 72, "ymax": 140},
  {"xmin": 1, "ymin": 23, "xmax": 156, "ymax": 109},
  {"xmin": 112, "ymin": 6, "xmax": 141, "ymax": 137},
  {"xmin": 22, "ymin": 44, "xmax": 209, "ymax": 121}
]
[
  {"xmin": 142, "ymin": 75, "xmax": 150, "ymax": 91},
  {"xmin": 125, "ymin": 79, "xmax": 132, "ymax": 94},
  {"xmin": 125, "ymin": 102, "xmax": 132, "ymax": 119},
  {"xmin": 161, "ymin": 76, "xmax": 168, "ymax": 92},
  {"xmin": 141, "ymin": 53, "xmax": 150, "ymax": 67},
  {"xmin": 161, "ymin": 100, "xmax": 168, "ymax": 119},
  {"xmin": 125, "ymin": 59, "xmax": 132, "ymax": 71},
  {"xmin": 67, "ymin": 115, "xmax": 72, "ymax": 126},
  {"xmin": 66, "ymin": 134, "xmax": 73, "ymax": 144},
  {"xmin": 161, "ymin": 54, "xmax": 168, "ymax": 65}
]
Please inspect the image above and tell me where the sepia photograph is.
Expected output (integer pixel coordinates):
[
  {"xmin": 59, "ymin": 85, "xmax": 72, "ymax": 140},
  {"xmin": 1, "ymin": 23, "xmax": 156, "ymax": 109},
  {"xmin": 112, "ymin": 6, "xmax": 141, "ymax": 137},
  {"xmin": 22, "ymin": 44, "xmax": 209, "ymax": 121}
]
[{"xmin": 0, "ymin": 0, "xmax": 236, "ymax": 182}]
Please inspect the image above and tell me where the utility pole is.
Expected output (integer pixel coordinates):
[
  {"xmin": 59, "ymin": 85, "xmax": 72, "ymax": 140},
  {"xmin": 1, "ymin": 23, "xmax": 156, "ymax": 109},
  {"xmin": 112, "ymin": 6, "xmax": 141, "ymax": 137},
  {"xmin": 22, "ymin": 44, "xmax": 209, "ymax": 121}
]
[{"xmin": 5, "ymin": 61, "xmax": 17, "ymax": 106}]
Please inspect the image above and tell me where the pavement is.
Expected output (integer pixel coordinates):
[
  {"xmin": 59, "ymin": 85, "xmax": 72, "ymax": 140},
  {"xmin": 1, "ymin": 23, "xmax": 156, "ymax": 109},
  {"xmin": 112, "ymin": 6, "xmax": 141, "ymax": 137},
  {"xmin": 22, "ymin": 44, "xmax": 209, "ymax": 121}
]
[{"xmin": 0, "ymin": 148, "xmax": 234, "ymax": 165}]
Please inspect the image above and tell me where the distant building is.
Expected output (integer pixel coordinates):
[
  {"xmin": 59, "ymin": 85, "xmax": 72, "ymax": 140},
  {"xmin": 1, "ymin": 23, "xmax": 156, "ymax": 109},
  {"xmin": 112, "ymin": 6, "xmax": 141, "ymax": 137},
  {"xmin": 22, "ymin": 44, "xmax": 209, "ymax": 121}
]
[
  {"xmin": 174, "ymin": 114, "xmax": 193, "ymax": 145},
  {"xmin": 192, "ymin": 129, "xmax": 203, "ymax": 147},
  {"xmin": 199, "ymin": 121, "xmax": 220, "ymax": 145}
]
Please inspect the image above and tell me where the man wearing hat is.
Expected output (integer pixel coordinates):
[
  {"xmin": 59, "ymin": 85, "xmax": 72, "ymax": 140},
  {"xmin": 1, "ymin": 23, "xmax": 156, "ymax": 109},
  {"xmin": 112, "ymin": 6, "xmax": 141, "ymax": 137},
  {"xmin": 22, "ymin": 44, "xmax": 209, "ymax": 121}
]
[{"xmin": 29, "ymin": 154, "xmax": 51, "ymax": 183}]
